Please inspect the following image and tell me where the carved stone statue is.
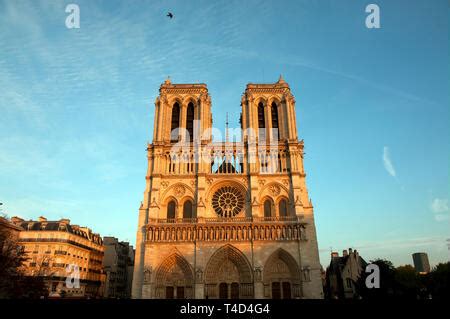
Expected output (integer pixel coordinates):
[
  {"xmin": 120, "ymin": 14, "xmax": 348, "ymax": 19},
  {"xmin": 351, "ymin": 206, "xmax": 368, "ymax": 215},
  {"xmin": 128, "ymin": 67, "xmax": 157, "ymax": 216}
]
[
  {"xmin": 144, "ymin": 266, "xmax": 152, "ymax": 283},
  {"xmin": 302, "ymin": 266, "xmax": 311, "ymax": 282},
  {"xmin": 254, "ymin": 267, "xmax": 262, "ymax": 282},
  {"xmin": 196, "ymin": 268, "xmax": 203, "ymax": 281}
]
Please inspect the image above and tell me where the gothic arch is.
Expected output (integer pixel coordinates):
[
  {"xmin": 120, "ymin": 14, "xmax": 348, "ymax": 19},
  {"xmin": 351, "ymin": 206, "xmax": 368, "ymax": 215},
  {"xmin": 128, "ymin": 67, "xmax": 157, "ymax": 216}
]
[
  {"xmin": 204, "ymin": 244, "xmax": 253, "ymax": 299},
  {"xmin": 182, "ymin": 95, "xmax": 198, "ymax": 108},
  {"xmin": 154, "ymin": 253, "xmax": 194, "ymax": 299},
  {"xmin": 161, "ymin": 182, "xmax": 195, "ymax": 202},
  {"xmin": 276, "ymin": 196, "xmax": 290, "ymax": 217},
  {"xmin": 258, "ymin": 182, "xmax": 289, "ymax": 200},
  {"xmin": 267, "ymin": 96, "xmax": 282, "ymax": 106},
  {"xmin": 260, "ymin": 196, "xmax": 275, "ymax": 218},
  {"xmin": 263, "ymin": 248, "xmax": 301, "ymax": 298},
  {"xmin": 254, "ymin": 96, "xmax": 267, "ymax": 107},
  {"xmin": 168, "ymin": 96, "xmax": 183, "ymax": 107}
]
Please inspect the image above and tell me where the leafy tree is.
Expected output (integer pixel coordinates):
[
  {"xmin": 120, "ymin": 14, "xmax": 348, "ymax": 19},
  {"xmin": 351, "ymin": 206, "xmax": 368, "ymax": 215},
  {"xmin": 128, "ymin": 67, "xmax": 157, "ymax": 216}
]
[
  {"xmin": 0, "ymin": 219, "xmax": 48, "ymax": 298},
  {"xmin": 394, "ymin": 265, "xmax": 418, "ymax": 299},
  {"xmin": 355, "ymin": 259, "xmax": 396, "ymax": 299},
  {"xmin": 427, "ymin": 262, "xmax": 450, "ymax": 300}
]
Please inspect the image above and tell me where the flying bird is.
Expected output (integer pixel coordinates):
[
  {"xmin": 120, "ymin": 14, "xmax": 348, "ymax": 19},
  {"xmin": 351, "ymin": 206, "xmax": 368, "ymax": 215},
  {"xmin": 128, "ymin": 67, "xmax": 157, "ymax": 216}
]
[{"xmin": 167, "ymin": 12, "xmax": 173, "ymax": 19}]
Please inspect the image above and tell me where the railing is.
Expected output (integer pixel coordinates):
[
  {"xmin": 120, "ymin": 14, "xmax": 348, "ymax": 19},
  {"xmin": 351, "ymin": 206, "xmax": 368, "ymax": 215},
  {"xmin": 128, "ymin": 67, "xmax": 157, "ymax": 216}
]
[
  {"xmin": 158, "ymin": 143, "xmax": 293, "ymax": 175},
  {"xmin": 148, "ymin": 216, "xmax": 300, "ymax": 224},
  {"xmin": 145, "ymin": 218, "xmax": 307, "ymax": 243}
]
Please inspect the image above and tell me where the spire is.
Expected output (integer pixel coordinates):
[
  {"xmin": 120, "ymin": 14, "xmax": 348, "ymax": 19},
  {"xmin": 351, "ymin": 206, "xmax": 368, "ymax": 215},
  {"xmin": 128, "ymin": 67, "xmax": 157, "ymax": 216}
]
[
  {"xmin": 164, "ymin": 76, "xmax": 171, "ymax": 85},
  {"xmin": 277, "ymin": 74, "xmax": 285, "ymax": 83},
  {"xmin": 225, "ymin": 112, "xmax": 229, "ymax": 143}
]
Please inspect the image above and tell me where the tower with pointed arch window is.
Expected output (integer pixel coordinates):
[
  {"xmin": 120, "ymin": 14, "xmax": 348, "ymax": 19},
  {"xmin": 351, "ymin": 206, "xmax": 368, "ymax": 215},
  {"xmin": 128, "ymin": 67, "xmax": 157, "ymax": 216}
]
[{"xmin": 132, "ymin": 76, "xmax": 323, "ymax": 299}]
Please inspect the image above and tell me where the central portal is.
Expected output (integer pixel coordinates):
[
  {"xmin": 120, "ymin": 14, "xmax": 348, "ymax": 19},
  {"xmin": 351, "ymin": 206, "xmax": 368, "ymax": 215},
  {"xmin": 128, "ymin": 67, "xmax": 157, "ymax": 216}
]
[{"xmin": 204, "ymin": 245, "xmax": 254, "ymax": 299}]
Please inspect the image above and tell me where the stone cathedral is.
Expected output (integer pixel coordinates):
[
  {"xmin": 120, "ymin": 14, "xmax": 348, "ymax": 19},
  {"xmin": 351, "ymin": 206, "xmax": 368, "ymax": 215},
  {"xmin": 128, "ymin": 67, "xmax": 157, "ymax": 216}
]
[{"xmin": 132, "ymin": 76, "xmax": 323, "ymax": 299}]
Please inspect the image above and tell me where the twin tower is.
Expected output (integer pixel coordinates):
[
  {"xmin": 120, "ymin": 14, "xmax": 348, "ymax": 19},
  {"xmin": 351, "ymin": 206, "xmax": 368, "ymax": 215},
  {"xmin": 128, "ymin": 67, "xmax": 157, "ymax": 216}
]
[{"xmin": 132, "ymin": 76, "xmax": 323, "ymax": 299}]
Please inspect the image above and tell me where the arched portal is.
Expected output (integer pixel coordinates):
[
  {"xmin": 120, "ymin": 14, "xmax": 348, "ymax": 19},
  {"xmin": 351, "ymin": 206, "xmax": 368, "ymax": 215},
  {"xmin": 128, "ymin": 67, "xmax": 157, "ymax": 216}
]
[
  {"xmin": 154, "ymin": 253, "xmax": 194, "ymax": 299},
  {"xmin": 263, "ymin": 249, "xmax": 301, "ymax": 299},
  {"xmin": 204, "ymin": 245, "xmax": 253, "ymax": 299}
]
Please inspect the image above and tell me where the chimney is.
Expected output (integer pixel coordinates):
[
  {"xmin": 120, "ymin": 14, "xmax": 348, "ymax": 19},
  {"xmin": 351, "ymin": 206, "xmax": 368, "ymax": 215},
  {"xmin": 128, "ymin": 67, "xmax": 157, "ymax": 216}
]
[
  {"xmin": 59, "ymin": 218, "xmax": 70, "ymax": 225},
  {"xmin": 38, "ymin": 216, "xmax": 47, "ymax": 222},
  {"xmin": 331, "ymin": 252, "xmax": 339, "ymax": 258},
  {"xmin": 343, "ymin": 249, "xmax": 348, "ymax": 257}
]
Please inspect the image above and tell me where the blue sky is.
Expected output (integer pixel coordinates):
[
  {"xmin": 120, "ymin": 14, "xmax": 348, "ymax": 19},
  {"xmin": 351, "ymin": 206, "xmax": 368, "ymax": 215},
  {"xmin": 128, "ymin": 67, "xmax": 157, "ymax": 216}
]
[{"xmin": 0, "ymin": 0, "xmax": 448, "ymax": 267}]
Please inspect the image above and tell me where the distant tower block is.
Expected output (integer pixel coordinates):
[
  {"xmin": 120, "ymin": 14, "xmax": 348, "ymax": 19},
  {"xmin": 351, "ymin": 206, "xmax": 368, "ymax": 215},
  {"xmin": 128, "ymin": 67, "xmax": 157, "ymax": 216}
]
[{"xmin": 412, "ymin": 252, "xmax": 431, "ymax": 274}]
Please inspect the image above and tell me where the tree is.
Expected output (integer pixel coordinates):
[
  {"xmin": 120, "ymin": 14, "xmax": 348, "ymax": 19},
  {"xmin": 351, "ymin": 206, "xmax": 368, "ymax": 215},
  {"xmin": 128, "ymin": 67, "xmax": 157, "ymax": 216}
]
[
  {"xmin": 0, "ymin": 219, "xmax": 48, "ymax": 298},
  {"xmin": 427, "ymin": 262, "xmax": 450, "ymax": 300},
  {"xmin": 394, "ymin": 265, "xmax": 419, "ymax": 299},
  {"xmin": 355, "ymin": 259, "xmax": 396, "ymax": 299}
]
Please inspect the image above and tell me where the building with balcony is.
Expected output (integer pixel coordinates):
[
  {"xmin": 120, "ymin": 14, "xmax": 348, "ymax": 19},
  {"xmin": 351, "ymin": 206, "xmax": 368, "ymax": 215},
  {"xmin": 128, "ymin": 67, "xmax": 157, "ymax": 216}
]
[
  {"xmin": 13, "ymin": 216, "xmax": 105, "ymax": 298},
  {"xmin": 103, "ymin": 236, "xmax": 134, "ymax": 298},
  {"xmin": 132, "ymin": 76, "xmax": 323, "ymax": 299}
]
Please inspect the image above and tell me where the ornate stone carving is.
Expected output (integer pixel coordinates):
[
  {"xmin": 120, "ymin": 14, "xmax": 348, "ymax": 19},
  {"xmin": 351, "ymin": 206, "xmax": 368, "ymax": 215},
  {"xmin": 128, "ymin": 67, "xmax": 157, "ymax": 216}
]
[
  {"xmin": 269, "ymin": 184, "xmax": 281, "ymax": 196},
  {"xmin": 150, "ymin": 197, "xmax": 159, "ymax": 208},
  {"xmin": 294, "ymin": 196, "xmax": 303, "ymax": 207},
  {"xmin": 196, "ymin": 268, "xmax": 203, "ymax": 281},
  {"xmin": 212, "ymin": 186, "xmax": 245, "ymax": 218},
  {"xmin": 197, "ymin": 197, "xmax": 205, "ymax": 208},
  {"xmin": 258, "ymin": 179, "xmax": 265, "ymax": 186},
  {"xmin": 161, "ymin": 181, "xmax": 169, "ymax": 188},
  {"xmin": 143, "ymin": 266, "xmax": 152, "ymax": 283},
  {"xmin": 302, "ymin": 266, "xmax": 311, "ymax": 282},
  {"xmin": 254, "ymin": 267, "xmax": 262, "ymax": 282},
  {"xmin": 174, "ymin": 185, "xmax": 185, "ymax": 196}
]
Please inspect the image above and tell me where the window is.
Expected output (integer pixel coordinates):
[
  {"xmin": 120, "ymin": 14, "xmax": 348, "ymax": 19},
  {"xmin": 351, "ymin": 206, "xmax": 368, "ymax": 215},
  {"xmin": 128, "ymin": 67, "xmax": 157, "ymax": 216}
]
[
  {"xmin": 264, "ymin": 200, "xmax": 273, "ymax": 218},
  {"xmin": 167, "ymin": 201, "xmax": 176, "ymax": 220},
  {"xmin": 170, "ymin": 103, "xmax": 180, "ymax": 142},
  {"xmin": 279, "ymin": 199, "xmax": 288, "ymax": 217},
  {"xmin": 186, "ymin": 102, "xmax": 194, "ymax": 142},
  {"xmin": 271, "ymin": 102, "xmax": 279, "ymax": 139},
  {"xmin": 258, "ymin": 102, "xmax": 265, "ymax": 141},
  {"xmin": 183, "ymin": 201, "xmax": 193, "ymax": 219}
]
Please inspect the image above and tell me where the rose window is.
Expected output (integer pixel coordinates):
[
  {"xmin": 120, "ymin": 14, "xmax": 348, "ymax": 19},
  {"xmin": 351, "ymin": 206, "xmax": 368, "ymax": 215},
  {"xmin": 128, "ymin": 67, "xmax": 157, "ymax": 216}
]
[{"xmin": 212, "ymin": 186, "xmax": 245, "ymax": 217}]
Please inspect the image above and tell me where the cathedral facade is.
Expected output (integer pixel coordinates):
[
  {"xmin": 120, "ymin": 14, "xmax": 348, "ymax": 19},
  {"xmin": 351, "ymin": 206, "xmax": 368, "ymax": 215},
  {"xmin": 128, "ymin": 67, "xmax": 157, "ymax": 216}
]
[{"xmin": 131, "ymin": 76, "xmax": 323, "ymax": 299}]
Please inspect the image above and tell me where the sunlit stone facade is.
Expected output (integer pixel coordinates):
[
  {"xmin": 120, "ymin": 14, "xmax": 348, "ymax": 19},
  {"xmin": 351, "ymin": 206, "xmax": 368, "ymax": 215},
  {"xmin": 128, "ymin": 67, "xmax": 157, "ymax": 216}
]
[{"xmin": 132, "ymin": 77, "xmax": 323, "ymax": 299}]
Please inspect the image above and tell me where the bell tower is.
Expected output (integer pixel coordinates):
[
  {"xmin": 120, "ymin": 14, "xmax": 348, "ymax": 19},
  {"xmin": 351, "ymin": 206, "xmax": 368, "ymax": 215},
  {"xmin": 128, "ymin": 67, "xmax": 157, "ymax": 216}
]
[
  {"xmin": 240, "ymin": 75, "xmax": 298, "ymax": 144},
  {"xmin": 152, "ymin": 78, "xmax": 212, "ymax": 144}
]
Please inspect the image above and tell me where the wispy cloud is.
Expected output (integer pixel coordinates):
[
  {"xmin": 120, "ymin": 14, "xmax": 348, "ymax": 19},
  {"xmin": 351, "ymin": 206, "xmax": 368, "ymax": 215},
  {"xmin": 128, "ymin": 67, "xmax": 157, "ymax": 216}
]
[
  {"xmin": 431, "ymin": 198, "xmax": 449, "ymax": 222},
  {"xmin": 383, "ymin": 146, "xmax": 396, "ymax": 178}
]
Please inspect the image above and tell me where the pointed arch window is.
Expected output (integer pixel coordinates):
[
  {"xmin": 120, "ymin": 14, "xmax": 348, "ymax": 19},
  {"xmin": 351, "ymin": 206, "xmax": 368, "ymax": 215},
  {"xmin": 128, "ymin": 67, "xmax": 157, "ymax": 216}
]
[
  {"xmin": 279, "ymin": 199, "xmax": 288, "ymax": 217},
  {"xmin": 186, "ymin": 102, "xmax": 194, "ymax": 142},
  {"xmin": 183, "ymin": 200, "xmax": 193, "ymax": 219},
  {"xmin": 167, "ymin": 201, "xmax": 176, "ymax": 220},
  {"xmin": 258, "ymin": 102, "xmax": 265, "ymax": 141},
  {"xmin": 264, "ymin": 199, "xmax": 273, "ymax": 219},
  {"xmin": 170, "ymin": 103, "xmax": 180, "ymax": 142},
  {"xmin": 271, "ymin": 102, "xmax": 279, "ymax": 140}
]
